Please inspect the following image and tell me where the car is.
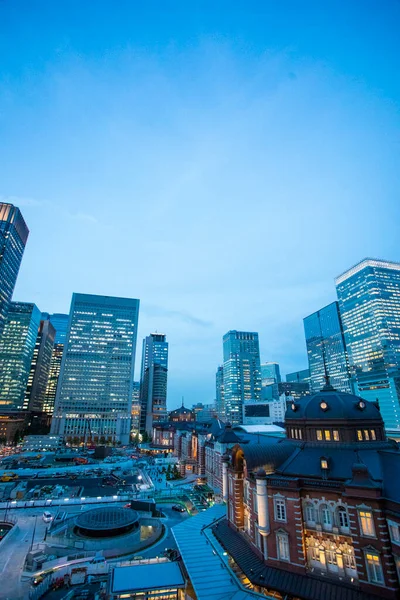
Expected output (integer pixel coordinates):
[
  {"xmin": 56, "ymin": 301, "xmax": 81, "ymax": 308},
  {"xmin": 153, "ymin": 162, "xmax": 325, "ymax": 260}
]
[
  {"xmin": 172, "ymin": 504, "xmax": 186, "ymax": 513},
  {"xmin": 42, "ymin": 511, "xmax": 53, "ymax": 523}
]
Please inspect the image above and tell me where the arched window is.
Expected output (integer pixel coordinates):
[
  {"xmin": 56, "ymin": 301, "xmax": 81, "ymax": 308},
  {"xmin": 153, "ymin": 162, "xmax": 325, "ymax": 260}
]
[
  {"xmin": 305, "ymin": 502, "xmax": 316, "ymax": 523},
  {"xmin": 320, "ymin": 504, "xmax": 332, "ymax": 529},
  {"xmin": 337, "ymin": 506, "xmax": 349, "ymax": 529}
]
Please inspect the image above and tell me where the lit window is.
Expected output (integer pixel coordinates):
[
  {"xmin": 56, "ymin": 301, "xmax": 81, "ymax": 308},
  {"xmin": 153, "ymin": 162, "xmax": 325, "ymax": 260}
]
[
  {"xmin": 338, "ymin": 507, "xmax": 349, "ymax": 529},
  {"xmin": 333, "ymin": 430, "xmax": 340, "ymax": 441},
  {"xmin": 324, "ymin": 430, "xmax": 331, "ymax": 441},
  {"xmin": 370, "ymin": 430, "xmax": 376, "ymax": 440},
  {"xmin": 365, "ymin": 552, "xmax": 384, "ymax": 584},
  {"xmin": 321, "ymin": 458, "xmax": 329, "ymax": 470},
  {"xmin": 357, "ymin": 430, "xmax": 363, "ymax": 441},
  {"xmin": 364, "ymin": 430, "xmax": 370, "ymax": 441},
  {"xmin": 359, "ymin": 510, "xmax": 375, "ymax": 537},
  {"xmin": 274, "ymin": 498, "xmax": 286, "ymax": 522},
  {"xmin": 298, "ymin": 429, "xmax": 303, "ymax": 440},
  {"xmin": 316, "ymin": 430, "xmax": 323, "ymax": 441},
  {"xmin": 276, "ymin": 532, "xmax": 290, "ymax": 561}
]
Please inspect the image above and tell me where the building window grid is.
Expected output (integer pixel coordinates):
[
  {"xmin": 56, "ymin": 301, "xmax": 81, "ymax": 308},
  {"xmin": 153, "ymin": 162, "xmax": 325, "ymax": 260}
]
[{"xmin": 274, "ymin": 498, "xmax": 287, "ymax": 522}]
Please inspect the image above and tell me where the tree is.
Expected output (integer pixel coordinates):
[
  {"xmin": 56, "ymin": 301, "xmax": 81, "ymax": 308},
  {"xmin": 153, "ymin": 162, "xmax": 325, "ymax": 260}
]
[{"xmin": 13, "ymin": 429, "xmax": 21, "ymax": 446}]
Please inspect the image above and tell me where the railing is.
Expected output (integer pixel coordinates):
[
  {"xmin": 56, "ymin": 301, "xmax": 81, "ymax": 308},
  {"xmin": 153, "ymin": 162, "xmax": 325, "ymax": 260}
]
[{"xmin": 0, "ymin": 494, "xmax": 131, "ymax": 510}]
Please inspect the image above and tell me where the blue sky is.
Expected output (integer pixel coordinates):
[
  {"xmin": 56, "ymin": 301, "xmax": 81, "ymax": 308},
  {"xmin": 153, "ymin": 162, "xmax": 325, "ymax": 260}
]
[{"xmin": 1, "ymin": 1, "xmax": 400, "ymax": 408}]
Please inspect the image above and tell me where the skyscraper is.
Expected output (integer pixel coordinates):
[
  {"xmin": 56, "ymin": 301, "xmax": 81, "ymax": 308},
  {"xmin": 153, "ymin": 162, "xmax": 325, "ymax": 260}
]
[
  {"xmin": 139, "ymin": 333, "xmax": 168, "ymax": 436},
  {"xmin": 131, "ymin": 381, "xmax": 140, "ymax": 436},
  {"xmin": 24, "ymin": 319, "xmax": 55, "ymax": 412},
  {"xmin": 51, "ymin": 293, "xmax": 139, "ymax": 444},
  {"xmin": 304, "ymin": 301, "xmax": 351, "ymax": 393},
  {"xmin": 222, "ymin": 330, "xmax": 261, "ymax": 425},
  {"xmin": 0, "ymin": 302, "xmax": 42, "ymax": 411},
  {"xmin": 335, "ymin": 258, "xmax": 400, "ymax": 429},
  {"xmin": 261, "ymin": 362, "xmax": 281, "ymax": 384},
  {"xmin": 286, "ymin": 369, "xmax": 310, "ymax": 384},
  {"xmin": 44, "ymin": 313, "xmax": 69, "ymax": 415},
  {"xmin": 215, "ymin": 365, "xmax": 225, "ymax": 418},
  {"xmin": 0, "ymin": 203, "xmax": 29, "ymax": 339}
]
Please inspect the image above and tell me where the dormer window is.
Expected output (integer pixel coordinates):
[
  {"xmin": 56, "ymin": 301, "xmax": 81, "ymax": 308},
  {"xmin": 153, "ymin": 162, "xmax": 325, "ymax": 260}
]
[
  {"xmin": 357, "ymin": 400, "xmax": 366, "ymax": 410},
  {"xmin": 291, "ymin": 402, "xmax": 297, "ymax": 412},
  {"xmin": 320, "ymin": 401, "xmax": 329, "ymax": 411},
  {"xmin": 320, "ymin": 457, "xmax": 329, "ymax": 470}
]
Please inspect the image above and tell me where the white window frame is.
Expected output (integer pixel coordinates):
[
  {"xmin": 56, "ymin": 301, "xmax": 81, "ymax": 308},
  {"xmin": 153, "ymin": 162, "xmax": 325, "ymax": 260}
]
[
  {"xmin": 276, "ymin": 531, "xmax": 290, "ymax": 561},
  {"xmin": 365, "ymin": 551, "xmax": 384, "ymax": 585},
  {"xmin": 274, "ymin": 497, "xmax": 287, "ymax": 522},
  {"xmin": 388, "ymin": 520, "xmax": 400, "ymax": 545},
  {"xmin": 338, "ymin": 506, "xmax": 349, "ymax": 530},
  {"xmin": 305, "ymin": 502, "xmax": 316, "ymax": 524},
  {"xmin": 321, "ymin": 504, "xmax": 332, "ymax": 529},
  {"xmin": 359, "ymin": 509, "xmax": 376, "ymax": 538}
]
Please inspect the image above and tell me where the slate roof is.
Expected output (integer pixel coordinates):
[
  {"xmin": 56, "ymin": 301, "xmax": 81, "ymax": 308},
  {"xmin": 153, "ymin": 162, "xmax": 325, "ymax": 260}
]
[
  {"xmin": 213, "ymin": 519, "xmax": 382, "ymax": 600},
  {"xmin": 286, "ymin": 389, "xmax": 381, "ymax": 422},
  {"xmin": 241, "ymin": 439, "xmax": 295, "ymax": 472}
]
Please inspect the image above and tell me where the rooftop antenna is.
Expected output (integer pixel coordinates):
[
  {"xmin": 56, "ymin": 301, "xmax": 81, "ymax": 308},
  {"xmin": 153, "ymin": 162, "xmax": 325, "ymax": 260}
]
[
  {"xmin": 181, "ymin": 396, "xmax": 184, "ymax": 408},
  {"xmin": 321, "ymin": 341, "xmax": 333, "ymax": 390}
]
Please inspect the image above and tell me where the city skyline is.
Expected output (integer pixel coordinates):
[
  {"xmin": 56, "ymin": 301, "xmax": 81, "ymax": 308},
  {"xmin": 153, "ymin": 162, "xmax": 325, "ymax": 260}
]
[{"xmin": 1, "ymin": 2, "xmax": 399, "ymax": 407}]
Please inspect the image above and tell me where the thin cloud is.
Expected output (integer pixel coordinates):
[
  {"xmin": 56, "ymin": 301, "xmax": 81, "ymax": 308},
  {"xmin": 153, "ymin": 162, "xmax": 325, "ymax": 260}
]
[{"xmin": 143, "ymin": 304, "xmax": 213, "ymax": 328}]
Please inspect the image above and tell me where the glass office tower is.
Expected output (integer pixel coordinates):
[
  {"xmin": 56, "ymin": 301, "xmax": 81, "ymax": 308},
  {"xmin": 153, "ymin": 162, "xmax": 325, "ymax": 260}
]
[
  {"xmin": 261, "ymin": 362, "xmax": 281, "ymax": 384},
  {"xmin": 139, "ymin": 333, "xmax": 168, "ymax": 436},
  {"xmin": 24, "ymin": 319, "xmax": 55, "ymax": 412},
  {"xmin": 0, "ymin": 203, "xmax": 29, "ymax": 339},
  {"xmin": 0, "ymin": 302, "xmax": 42, "ymax": 411},
  {"xmin": 51, "ymin": 294, "xmax": 139, "ymax": 444},
  {"xmin": 222, "ymin": 330, "xmax": 261, "ymax": 425},
  {"xmin": 335, "ymin": 258, "xmax": 400, "ymax": 429},
  {"xmin": 286, "ymin": 369, "xmax": 310, "ymax": 384},
  {"xmin": 43, "ymin": 313, "xmax": 69, "ymax": 415},
  {"xmin": 304, "ymin": 301, "xmax": 351, "ymax": 393},
  {"xmin": 215, "ymin": 365, "xmax": 225, "ymax": 419}
]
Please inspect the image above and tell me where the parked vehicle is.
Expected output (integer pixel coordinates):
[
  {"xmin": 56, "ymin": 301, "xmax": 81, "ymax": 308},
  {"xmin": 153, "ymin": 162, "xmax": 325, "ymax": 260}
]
[
  {"xmin": 172, "ymin": 504, "xmax": 186, "ymax": 513},
  {"xmin": 43, "ymin": 511, "xmax": 53, "ymax": 523}
]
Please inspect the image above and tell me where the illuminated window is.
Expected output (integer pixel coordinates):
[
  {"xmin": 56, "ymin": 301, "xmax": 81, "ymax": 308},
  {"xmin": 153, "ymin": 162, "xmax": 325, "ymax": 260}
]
[
  {"xmin": 316, "ymin": 430, "xmax": 323, "ymax": 441},
  {"xmin": 320, "ymin": 458, "xmax": 329, "ymax": 470},
  {"xmin": 359, "ymin": 510, "xmax": 375, "ymax": 537},
  {"xmin": 357, "ymin": 430, "xmax": 363, "ymax": 441},
  {"xmin": 370, "ymin": 429, "xmax": 376, "ymax": 440},
  {"xmin": 333, "ymin": 430, "xmax": 340, "ymax": 441},
  {"xmin": 324, "ymin": 430, "xmax": 331, "ymax": 441},
  {"xmin": 364, "ymin": 430, "xmax": 370, "ymax": 441},
  {"xmin": 365, "ymin": 552, "xmax": 384, "ymax": 584}
]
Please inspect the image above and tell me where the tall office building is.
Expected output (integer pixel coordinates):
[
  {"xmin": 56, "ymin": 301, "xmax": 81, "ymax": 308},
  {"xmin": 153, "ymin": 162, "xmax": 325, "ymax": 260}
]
[
  {"xmin": 0, "ymin": 302, "xmax": 42, "ymax": 411},
  {"xmin": 51, "ymin": 294, "xmax": 139, "ymax": 444},
  {"xmin": 286, "ymin": 369, "xmax": 310, "ymax": 384},
  {"xmin": 0, "ymin": 203, "xmax": 29, "ymax": 339},
  {"xmin": 44, "ymin": 313, "xmax": 69, "ymax": 415},
  {"xmin": 335, "ymin": 258, "xmax": 400, "ymax": 429},
  {"xmin": 139, "ymin": 333, "xmax": 168, "ymax": 436},
  {"xmin": 24, "ymin": 319, "xmax": 55, "ymax": 412},
  {"xmin": 222, "ymin": 330, "xmax": 261, "ymax": 425},
  {"xmin": 131, "ymin": 381, "xmax": 140, "ymax": 436},
  {"xmin": 261, "ymin": 362, "xmax": 281, "ymax": 384},
  {"xmin": 215, "ymin": 365, "xmax": 225, "ymax": 418},
  {"xmin": 304, "ymin": 301, "xmax": 351, "ymax": 393}
]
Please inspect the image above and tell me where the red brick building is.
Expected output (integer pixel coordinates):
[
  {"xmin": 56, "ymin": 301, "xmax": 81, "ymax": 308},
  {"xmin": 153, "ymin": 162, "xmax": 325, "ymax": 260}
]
[{"xmin": 215, "ymin": 383, "xmax": 400, "ymax": 600}]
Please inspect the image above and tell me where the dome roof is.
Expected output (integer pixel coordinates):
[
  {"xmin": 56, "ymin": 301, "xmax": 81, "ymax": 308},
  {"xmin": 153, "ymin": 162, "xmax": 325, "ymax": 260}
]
[{"xmin": 286, "ymin": 388, "xmax": 381, "ymax": 422}]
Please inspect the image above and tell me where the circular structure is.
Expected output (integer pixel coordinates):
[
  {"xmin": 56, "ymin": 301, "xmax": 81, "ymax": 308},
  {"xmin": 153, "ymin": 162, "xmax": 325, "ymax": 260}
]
[{"xmin": 75, "ymin": 507, "xmax": 140, "ymax": 538}]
